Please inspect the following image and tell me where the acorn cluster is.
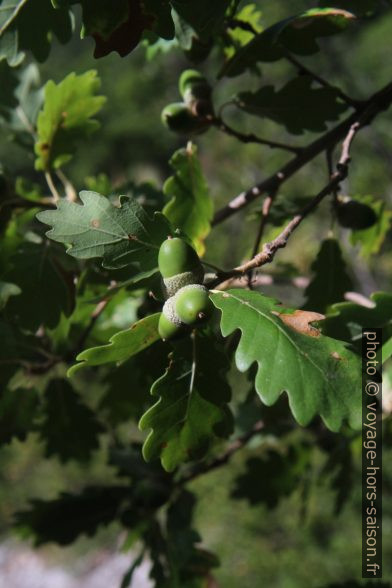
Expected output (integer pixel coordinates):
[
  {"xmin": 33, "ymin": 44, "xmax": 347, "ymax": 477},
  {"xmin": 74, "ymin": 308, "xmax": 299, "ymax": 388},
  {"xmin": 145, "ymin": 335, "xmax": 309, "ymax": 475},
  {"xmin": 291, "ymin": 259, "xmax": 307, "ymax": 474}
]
[
  {"xmin": 158, "ymin": 237, "xmax": 214, "ymax": 341},
  {"xmin": 161, "ymin": 69, "xmax": 213, "ymax": 136}
]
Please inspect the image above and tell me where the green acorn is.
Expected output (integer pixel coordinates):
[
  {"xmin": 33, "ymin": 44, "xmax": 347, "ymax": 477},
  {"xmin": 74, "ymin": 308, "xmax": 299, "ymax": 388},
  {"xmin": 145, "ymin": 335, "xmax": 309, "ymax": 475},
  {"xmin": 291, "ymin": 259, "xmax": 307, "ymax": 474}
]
[
  {"xmin": 158, "ymin": 297, "xmax": 188, "ymax": 341},
  {"xmin": 335, "ymin": 196, "xmax": 377, "ymax": 230},
  {"xmin": 179, "ymin": 70, "xmax": 212, "ymax": 102},
  {"xmin": 179, "ymin": 70, "xmax": 213, "ymax": 118},
  {"xmin": 158, "ymin": 237, "xmax": 204, "ymax": 297},
  {"xmin": 174, "ymin": 284, "xmax": 214, "ymax": 325},
  {"xmin": 161, "ymin": 102, "xmax": 210, "ymax": 135}
]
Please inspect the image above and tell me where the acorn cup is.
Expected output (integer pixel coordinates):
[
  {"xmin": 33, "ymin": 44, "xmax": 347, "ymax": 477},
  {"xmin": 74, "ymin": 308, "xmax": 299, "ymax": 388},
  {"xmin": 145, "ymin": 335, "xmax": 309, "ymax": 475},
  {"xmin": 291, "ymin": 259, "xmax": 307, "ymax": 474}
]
[
  {"xmin": 158, "ymin": 297, "xmax": 189, "ymax": 341},
  {"xmin": 157, "ymin": 237, "xmax": 213, "ymax": 342}
]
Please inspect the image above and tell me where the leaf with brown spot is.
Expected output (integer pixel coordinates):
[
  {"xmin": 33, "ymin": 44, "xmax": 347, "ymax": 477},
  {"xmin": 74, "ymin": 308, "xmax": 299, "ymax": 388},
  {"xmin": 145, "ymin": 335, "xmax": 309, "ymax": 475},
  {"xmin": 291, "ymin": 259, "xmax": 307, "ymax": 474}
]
[
  {"xmin": 211, "ymin": 289, "xmax": 361, "ymax": 431},
  {"xmin": 274, "ymin": 310, "xmax": 325, "ymax": 337}
]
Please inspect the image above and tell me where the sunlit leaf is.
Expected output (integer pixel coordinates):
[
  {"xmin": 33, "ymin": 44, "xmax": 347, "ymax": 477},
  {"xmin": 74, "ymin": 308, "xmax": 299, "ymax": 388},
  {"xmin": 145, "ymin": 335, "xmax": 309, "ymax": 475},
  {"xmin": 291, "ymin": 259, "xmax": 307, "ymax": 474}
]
[
  {"xmin": 221, "ymin": 8, "xmax": 355, "ymax": 77},
  {"xmin": 37, "ymin": 191, "xmax": 172, "ymax": 269},
  {"xmin": 68, "ymin": 313, "xmax": 161, "ymax": 375},
  {"xmin": 163, "ymin": 143, "xmax": 213, "ymax": 256},
  {"xmin": 34, "ymin": 71, "xmax": 106, "ymax": 170},
  {"xmin": 211, "ymin": 289, "xmax": 361, "ymax": 431}
]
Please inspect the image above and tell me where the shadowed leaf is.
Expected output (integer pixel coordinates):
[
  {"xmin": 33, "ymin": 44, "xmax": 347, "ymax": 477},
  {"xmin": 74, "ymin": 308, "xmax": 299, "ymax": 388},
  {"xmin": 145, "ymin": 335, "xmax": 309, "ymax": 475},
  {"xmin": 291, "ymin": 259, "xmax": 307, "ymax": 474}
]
[{"xmin": 139, "ymin": 333, "xmax": 233, "ymax": 471}]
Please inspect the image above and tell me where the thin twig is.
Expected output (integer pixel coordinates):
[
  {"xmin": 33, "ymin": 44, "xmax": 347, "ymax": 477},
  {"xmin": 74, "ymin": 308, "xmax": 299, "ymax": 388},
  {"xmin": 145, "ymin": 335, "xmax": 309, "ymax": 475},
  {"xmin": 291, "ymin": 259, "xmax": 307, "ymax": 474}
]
[
  {"xmin": 285, "ymin": 52, "xmax": 362, "ymax": 108},
  {"xmin": 213, "ymin": 80, "xmax": 392, "ymax": 225},
  {"xmin": 44, "ymin": 171, "xmax": 61, "ymax": 203},
  {"xmin": 230, "ymin": 122, "xmax": 361, "ymax": 275},
  {"xmin": 247, "ymin": 192, "xmax": 275, "ymax": 287},
  {"xmin": 177, "ymin": 420, "xmax": 264, "ymax": 485},
  {"xmin": 250, "ymin": 193, "xmax": 275, "ymax": 259},
  {"xmin": 212, "ymin": 117, "xmax": 303, "ymax": 154}
]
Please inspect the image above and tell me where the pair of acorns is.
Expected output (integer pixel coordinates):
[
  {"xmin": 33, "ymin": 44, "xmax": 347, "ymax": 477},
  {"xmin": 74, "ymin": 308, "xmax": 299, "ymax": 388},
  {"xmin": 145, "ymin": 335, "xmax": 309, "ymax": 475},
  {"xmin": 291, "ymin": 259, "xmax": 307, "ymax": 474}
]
[
  {"xmin": 161, "ymin": 69, "xmax": 213, "ymax": 136},
  {"xmin": 158, "ymin": 237, "xmax": 214, "ymax": 341}
]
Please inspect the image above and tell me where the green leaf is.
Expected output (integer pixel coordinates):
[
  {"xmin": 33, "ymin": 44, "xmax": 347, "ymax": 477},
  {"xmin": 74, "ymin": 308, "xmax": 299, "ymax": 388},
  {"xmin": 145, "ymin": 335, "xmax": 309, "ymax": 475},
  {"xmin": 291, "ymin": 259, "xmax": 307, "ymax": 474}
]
[
  {"xmin": 166, "ymin": 490, "xmax": 220, "ymax": 582},
  {"xmin": 0, "ymin": 387, "xmax": 39, "ymax": 445},
  {"xmin": 232, "ymin": 442, "xmax": 312, "ymax": 507},
  {"xmin": 163, "ymin": 143, "xmax": 213, "ymax": 256},
  {"xmin": 0, "ymin": 0, "xmax": 29, "ymax": 36},
  {"xmin": 1, "ymin": 0, "xmax": 73, "ymax": 65},
  {"xmin": 223, "ymin": 3, "xmax": 263, "ymax": 60},
  {"xmin": 221, "ymin": 8, "xmax": 355, "ymax": 77},
  {"xmin": 236, "ymin": 76, "xmax": 348, "ymax": 135},
  {"xmin": 321, "ymin": 435, "xmax": 354, "ymax": 514},
  {"xmin": 349, "ymin": 195, "xmax": 392, "ymax": 258},
  {"xmin": 3, "ymin": 242, "xmax": 75, "ymax": 331},
  {"xmin": 38, "ymin": 379, "xmax": 104, "ymax": 462},
  {"xmin": 382, "ymin": 336, "xmax": 392, "ymax": 365},
  {"xmin": 37, "ymin": 191, "xmax": 171, "ymax": 270},
  {"xmin": 318, "ymin": 0, "xmax": 380, "ymax": 17},
  {"xmin": 303, "ymin": 238, "xmax": 354, "ymax": 313},
  {"xmin": 0, "ymin": 27, "xmax": 24, "ymax": 66},
  {"xmin": 0, "ymin": 318, "xmax": 43, "ymax": 388},
  {"xmin": 0, "ymin": 280, "xmax": 21, "ymax": 309},
  {"xmin": 139, "ymin": 333, "xmax": 233, "ymax": 472},
  {"xmin": 12, "ymin": 63, "xmax": 44, "ymax": 131},
  {"xmin": 34, "ymin": 71, "xmax": 106, "ymax": 171},
  {"xmin": 86, "ymin": 0, "xmax": 152, "ymax": 58},
  {"xmin": 68, "ymin": 313, "xmax": 161, "ymax": 376},
  {"xmin": 0, "ymin": 60, "xmax": 18, "ymax": 120},
  {"xmin": 0, "ymin": 63, "xmax": 43, "ymax": 137},
  {"xmin": 171, "ymin": 0, "xmax": 227, "ymax": 39},
  {"xmin": 322, "ymin": 291, "xmax": 392, "ymax": 342},
  {"xmin": 211, "ymin": 289, "xmax": 361, "ymax": 431},
  {"xmin": 143, "ymin": 0, "xmax": 174, "ymax": 40}
]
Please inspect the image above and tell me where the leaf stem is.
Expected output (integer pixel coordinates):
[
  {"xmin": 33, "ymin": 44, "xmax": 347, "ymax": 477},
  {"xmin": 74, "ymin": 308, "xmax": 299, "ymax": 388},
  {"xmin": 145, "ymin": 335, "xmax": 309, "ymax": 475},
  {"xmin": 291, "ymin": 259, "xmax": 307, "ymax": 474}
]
[
  {"xmin": 56, "ymin": 169, "xmax": 77, "ymax": 202},
  {"xmin": 44, "ymin": 171, "xmax": 61, "ymax": 203},
  {"xmin": 212, "ymin": 116, "xmax": 303, "ymax": 154}
]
